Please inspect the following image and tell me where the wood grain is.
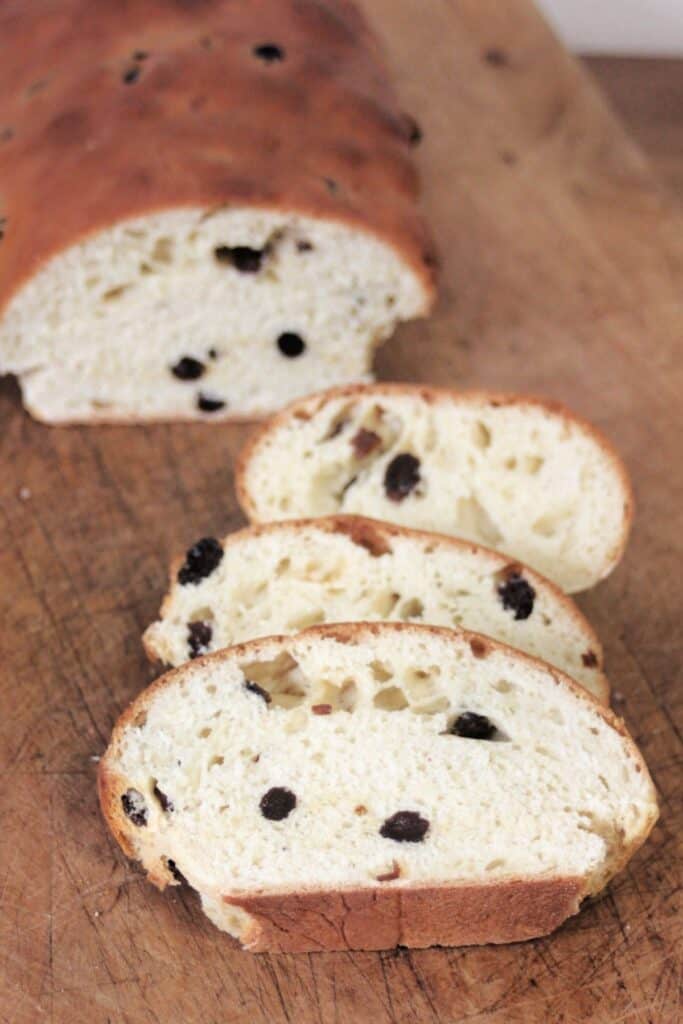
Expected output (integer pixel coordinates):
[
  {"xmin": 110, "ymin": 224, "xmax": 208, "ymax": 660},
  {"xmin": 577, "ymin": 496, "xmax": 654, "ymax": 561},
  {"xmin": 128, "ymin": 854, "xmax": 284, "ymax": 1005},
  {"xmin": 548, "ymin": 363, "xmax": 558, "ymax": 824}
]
[{"xmin": 1, "ymin": 1, "xmax": 681, "ymax": 1021}]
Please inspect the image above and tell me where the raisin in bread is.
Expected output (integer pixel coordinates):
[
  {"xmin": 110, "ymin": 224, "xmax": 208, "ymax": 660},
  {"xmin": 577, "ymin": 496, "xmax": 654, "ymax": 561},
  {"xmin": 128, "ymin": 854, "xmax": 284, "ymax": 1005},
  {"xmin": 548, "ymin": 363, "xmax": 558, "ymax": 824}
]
[
  {"xmin": 99, "ymin": 623, "xmax": 657, "ymax": 953},
  {"xmin": 0, "ymin": 1, "xmax": 434, "ymax": 423},
  {"xmin": 237, "ymin": 385, "xmax": 633, "ymax": 592},
  {"xmin": 143, "ymin": 516, "xmax": 608, "ymax": 701}
]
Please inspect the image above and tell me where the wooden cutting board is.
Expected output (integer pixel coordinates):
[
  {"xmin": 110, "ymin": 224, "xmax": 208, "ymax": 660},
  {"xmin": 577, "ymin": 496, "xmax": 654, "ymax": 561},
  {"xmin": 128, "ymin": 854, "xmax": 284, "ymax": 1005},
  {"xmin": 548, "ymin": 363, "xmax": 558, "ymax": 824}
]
[{"xmin": 1, "ymin": 1, "xmax": 680, "ymax": 1021}]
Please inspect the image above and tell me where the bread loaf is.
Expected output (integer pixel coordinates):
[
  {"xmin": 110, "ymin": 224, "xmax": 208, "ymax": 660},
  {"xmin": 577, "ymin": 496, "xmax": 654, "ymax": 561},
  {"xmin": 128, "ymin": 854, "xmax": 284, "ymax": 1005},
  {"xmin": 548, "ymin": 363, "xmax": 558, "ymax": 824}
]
[
  {"xmin": 0, "ymin": 1, "xmax": 434, "ymax": 422},
  {"xmin": 99, "ymin": 622, "xmax": 657, "ymax": 953},
  {"xmin": 143, "ymin": 515, "xmax": 609, "ymax": 700},
  {"xmin": 237, "ymin": 385, "xmax": 633, "ymax": 592}
]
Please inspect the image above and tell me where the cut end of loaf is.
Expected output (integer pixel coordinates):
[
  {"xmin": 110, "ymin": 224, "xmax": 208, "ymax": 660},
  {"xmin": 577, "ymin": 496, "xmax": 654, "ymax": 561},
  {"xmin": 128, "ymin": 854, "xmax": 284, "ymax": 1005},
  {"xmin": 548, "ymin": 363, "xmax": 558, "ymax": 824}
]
[
  {"xmin": 100, "ymin": 623, "xmax": 657, "ymax": 952},
  {"xmin": 0, "ymin": 210, "xmax": 433, "ymax": 423}
]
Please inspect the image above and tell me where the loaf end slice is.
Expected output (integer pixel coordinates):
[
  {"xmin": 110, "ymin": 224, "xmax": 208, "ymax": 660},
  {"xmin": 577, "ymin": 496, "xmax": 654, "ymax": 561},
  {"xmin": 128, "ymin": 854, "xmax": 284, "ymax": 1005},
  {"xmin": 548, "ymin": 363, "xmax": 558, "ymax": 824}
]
[
  {"xmin": 236, "ymin": 384, "xmax": 633, "ymax": 592},
  {"xmin": 100, "ymin": 623, "xmax": 657, "ymax": 953},
  {"xmin": 143, "ymin": 515, "xmax": 609, "ymax": 701},
  {"xmin": 0, "ymin": 1, "xmax": 435, "ymax": 422}
]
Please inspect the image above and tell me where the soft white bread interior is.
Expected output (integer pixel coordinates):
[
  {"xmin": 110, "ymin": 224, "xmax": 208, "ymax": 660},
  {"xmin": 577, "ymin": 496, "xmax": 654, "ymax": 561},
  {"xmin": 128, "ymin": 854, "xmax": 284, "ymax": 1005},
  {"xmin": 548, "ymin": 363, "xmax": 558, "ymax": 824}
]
[
  {"xmin": 237, "ymin": 385, "xmax": 633, "ymax": 592},
  {"xmin": 0, "ymin": 211, "xmax": 430, "ymax": 423},
  {"xmin": 143, "ymin": 516, "xmax": 609, "ymax": 701},
  {"xmin": 99, "ymin": 623, "xmax": 657, "ymax": 953}
]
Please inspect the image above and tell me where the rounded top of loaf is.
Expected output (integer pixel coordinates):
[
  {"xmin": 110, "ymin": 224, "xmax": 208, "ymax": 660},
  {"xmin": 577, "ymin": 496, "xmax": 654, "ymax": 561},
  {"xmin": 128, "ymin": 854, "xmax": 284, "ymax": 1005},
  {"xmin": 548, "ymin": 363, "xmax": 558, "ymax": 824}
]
[{"xmin": 0, "ymin": 0, "xmax": 436, "ymax": 313}]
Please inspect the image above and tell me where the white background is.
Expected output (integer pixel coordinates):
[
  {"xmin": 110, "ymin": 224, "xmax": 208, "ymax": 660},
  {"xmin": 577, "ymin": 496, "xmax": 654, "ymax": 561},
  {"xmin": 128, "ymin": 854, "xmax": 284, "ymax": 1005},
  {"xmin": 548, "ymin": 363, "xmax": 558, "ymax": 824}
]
[{"xmin": 537, "ymin": 0, "xmax": 683, "ymax": 55}]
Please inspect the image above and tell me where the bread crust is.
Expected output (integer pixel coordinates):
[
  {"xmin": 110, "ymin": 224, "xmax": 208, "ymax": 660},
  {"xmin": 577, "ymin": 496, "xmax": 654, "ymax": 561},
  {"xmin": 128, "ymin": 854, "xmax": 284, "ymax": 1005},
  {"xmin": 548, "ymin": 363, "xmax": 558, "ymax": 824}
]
[
  {"xmin": 225, "ymin": 875, "xmax": 585, "ymax": 953},
  {"xmin": 99, "ymin": 622, "xmax": 658, "ymax": 951},
  {"xmin": 234, "ymin": 383, "xmax": 634, "ymax": 585},
  {"xmin": 0, "ymin": 0, "xmax": 436, "ymax": 319},
  {"xmin": 142, "ymin": 513, "xmax": 610, "ymax": 702}
]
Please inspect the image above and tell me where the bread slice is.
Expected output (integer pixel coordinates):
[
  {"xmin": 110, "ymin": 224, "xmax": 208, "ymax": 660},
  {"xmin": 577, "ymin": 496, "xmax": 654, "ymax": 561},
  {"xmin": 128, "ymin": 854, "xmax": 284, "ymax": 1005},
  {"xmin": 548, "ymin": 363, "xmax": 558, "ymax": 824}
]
[
  {"xmin": 0, "ymin": 1, "xmax": 434, "ymax": 423},
  {"xmin": 236, "ymin": 385, "xmax": 633, "ymax": 592},
  {"xmin": 143, "ymin": 516, "xmax": 609, "ymax": 702},
  {"xmin": 99, "ymin": 623, "xmax": 657, "ymax": 953}
]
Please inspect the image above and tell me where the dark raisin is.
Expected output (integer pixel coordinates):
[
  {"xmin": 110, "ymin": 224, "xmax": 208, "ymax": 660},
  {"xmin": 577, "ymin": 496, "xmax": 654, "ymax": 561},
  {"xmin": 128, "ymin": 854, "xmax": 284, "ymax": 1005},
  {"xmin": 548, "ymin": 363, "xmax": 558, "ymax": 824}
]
[
  {"xmin": 450, "ymin": 711, "xmax": 496, "ymax": 740},
  {"xmin": 122, "ymin": 66, "xmax": 141, "ymax": 84},
  {"xmin": 253, "ymin": 43, "xmax": 284, "ymax": 62},
  {"xmin": 177, "ymin": 537, "xmax": 223, "ymax": 585},
  {"xmin": 324, "ymin": 177, "xmax": 338, "ymax": 194},
  {"xmin": 153, "ymin": 784, "xmax": 174, "ymax": 812},
  {"xmin": 582, "ymin": 650, "xmax": 598, "ymax": 668},
  {"xmin": 380, "ymin": 810, "xmax": 429, "ymax": 843},
  {"xmin": 351, "ymin": 428, "xmax": 381, "ymax": 458},
  {"xmin": 197, "ymin": 393, "xmax": 226, "ymax": 413},
  {"xmin": 498, "ymin": 573, "xmax": 535, "ymax": 620},
  {"xmin": 188, "ymin": 620, "xmax": 212, "ymax": 659},
  {"xmin": 133, "ymin": 50, "xmax": 149, "ymax": 61},
  {"xmin": 207, "ymin": 348, "xmax": 218, "ymax": 360},
  {"xmin": 296, "ymin": 240, "xmax": 313, "ymax": 252},
  {"xmin": 277, "ymin": 332, "xmax": 306, "ymax": 358},
  {"xmin": 166, "ymin": 858, "xmax": 187, "ymax": 884},
  {"xmin": 260, "ymin": 787, "xmax": 296, "ymax": 821},
  {"xmin": 384, "ymin": 453, "xmax": 421, "ymax": 501},
  {"xmin": 121, "ymin": 789, "xmax": 148, "ymax": 827},
  {"xmin": 312, "ymin": 703, "xmax": 332, "ymax": 715},
  {"xmin": 245, "ymin": 680, "xmax": 271, "ymax": 704},
  {"xmin": 214, "ymin": 245, "xmax": 263, "ymax": 272},
  {"xmin": 171, "ymin": 356, "xmax": 205, "ymax": 380}
]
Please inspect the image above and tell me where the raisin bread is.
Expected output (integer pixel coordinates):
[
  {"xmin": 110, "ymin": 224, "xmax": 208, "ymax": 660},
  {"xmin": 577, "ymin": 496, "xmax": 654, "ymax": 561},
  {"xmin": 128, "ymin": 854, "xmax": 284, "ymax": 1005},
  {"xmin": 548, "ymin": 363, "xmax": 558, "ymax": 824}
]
[
  {"xmin": 236, "ymin": 385, "xmax": 633, "ymax": 592},
  {"xmin": 143, "ymin": 516, "xmax": 609, "ymax": 701},
  {"xmin": 0, "ymin": 1, "xmax": 434, "ymax": 423},
  {"xmin": 99, "ymin": 622, "xmax": 657, "ymax": 953}
]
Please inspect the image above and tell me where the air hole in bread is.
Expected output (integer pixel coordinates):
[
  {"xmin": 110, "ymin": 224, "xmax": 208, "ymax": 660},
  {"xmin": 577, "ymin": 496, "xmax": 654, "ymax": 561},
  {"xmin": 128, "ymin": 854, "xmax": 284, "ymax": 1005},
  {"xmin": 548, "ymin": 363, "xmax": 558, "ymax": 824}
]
[
  {"xmin": 275, "ymin": 557, "xmax": 291, "ymax": 576},
  {"xmin": 524, "ymin": 455, "xmax": 544, "ymax": 474},
  {"xmin": 320, "ymin": 404, "xmax": 354, "ymax": 441},
  {"xmin": 472, "ymin": 421, "xmax": 492, "ymax": 449},
  {"xmin": 399, "ymin": 596, "xmax": 424, "ymax": 620},
  {"xmin": 286, "ymin": 608, "xmax": 326, "ymax": 630},
  {"xmin": 455, "ymin": 496, "xmax": 502, "ymax": 545},
  {"xmin": 485, "ymin": 858, "xmax": 507, "ymax": 872},
  {"xmin": 402, "ymin": 667, "xmax": 437, "ymax": 702},
  {"xmin": 372, "ymin": 590, "xmax": 400, "ymax": 616},
  {"xmin": 102, "ymin": 284, "xmax": 131, "ymax": 301},
  {"xmin": 240, "ymin": 652, "xmax": 307, "ymax": 709},
  {"xmin": 373, "ymin": 686, "xmax": 409, "ymax": 711},
  {"xmin": 492, "ymin": 679, "xmax": 514, "ymax": 694},
  {"xmin": 532, "ymin": 514, "xmax": 560, "ymax": 538},
  {"xmin": 370, "ymin": 660, "xmax": 393, "ymax": 683},
  {"xmin": 198, "ymin": 727, "xmax": 212, "ymax": 739},
  {"xmin": 151, "ymin": 237, "xmax": 174, "ymax": 264},
  {"xmin": 209, "ymin": 755, "xmax": 224, "ymax": 769},
  {"xmin": 312, "ymin": 678, "xmax": 358, "ymax": 712},
  {"xmin": 504, "ymin": 456, "xmax": 517, "ymax": 470},
  {"xmin": 133, "ymin": 710, "xmax": 148, "ymax": 728}
]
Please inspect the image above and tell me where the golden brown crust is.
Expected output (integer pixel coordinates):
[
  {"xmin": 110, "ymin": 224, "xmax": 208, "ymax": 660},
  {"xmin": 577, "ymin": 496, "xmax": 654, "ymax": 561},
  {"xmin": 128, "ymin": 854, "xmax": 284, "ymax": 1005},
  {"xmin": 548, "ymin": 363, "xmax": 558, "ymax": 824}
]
[
  {"xmin": 234, "ymin": 383, "xmax": 635, "ymax": 583},
  {"xmin": 225, "ymin": 876, "xmax": 585, "ymax": 953},
  {"xmin": 0, "ymin": 0, "xmax": 436, "ymax": 317},
  {"xmin": 142, "ymin": 513, "xmax": 610, "ymax": 702}
]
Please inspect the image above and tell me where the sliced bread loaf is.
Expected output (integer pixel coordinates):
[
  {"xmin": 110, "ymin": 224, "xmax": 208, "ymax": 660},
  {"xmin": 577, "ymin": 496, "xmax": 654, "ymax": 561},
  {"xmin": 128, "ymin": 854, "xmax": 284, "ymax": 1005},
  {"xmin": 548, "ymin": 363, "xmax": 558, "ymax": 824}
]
[
  {"xmin": 0, "ymin": 1, "xmax": 434, "ymax": 422},
  {"xmin": 99, "ymin": 623, "xmax": 657, "ymax": 953},
  {"xmin": 143, "ymin": 516, "xmax": 608, "ymax": 701},
  {"xmin": 236, "ymin": 385, "xmax": 633, "ymax": 592}
]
